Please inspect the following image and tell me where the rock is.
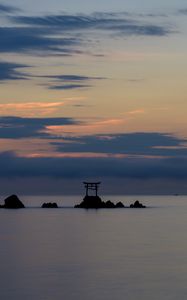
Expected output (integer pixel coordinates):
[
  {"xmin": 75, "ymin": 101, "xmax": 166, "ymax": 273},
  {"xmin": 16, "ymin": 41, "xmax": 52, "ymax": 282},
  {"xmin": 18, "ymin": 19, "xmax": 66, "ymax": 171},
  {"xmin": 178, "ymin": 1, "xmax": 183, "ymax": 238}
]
[
  {"xmin": 75, "ymin": 196, "xmax": 125, "ymax": 209},
  {"xmin": 41, "ymin": 202, "xmax": 58, "ymax": 208},
  {"xmin": 130, "ymin": 200, "xmax": 146, "ymax": 208},
  {"xmin": 116, "ymin": 201, "xmax": 125, "ymax": 208},
  {"xmin": 3, "ymin": 195, "xmax": 25, "ymax": 209},
  {"xmin": 105, "ymin": 200, "xmax": 115, "ymax": 208},
  {"xmin": 75, "ymin": 196, "xmax": 105, "ymax": 209}
]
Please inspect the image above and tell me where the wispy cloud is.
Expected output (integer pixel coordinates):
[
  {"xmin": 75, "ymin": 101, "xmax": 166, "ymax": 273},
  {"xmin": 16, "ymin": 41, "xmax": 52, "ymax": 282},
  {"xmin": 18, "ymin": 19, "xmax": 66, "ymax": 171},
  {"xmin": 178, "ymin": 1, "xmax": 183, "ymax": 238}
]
[
  {"xmin": 0, "ymin": 138, "xmax": 56, "ymax": 157},
  {"xmin": 51, "ymin": 132, "xmax": 187, "ymax": 158},
  {"xmin": 41, "ymin": 74, "xmax": 104, "ymax": 90},
  {"xmin": 0, "ymin": 102, "xmax": 65, "ymax": 116},
  {"xmin": 45, "ymin": 117, "xmax": 127, "ymax": 136},
  {"xmin": 0, "ymin": 27, "xmax": 80, "ymax": 55},
  {"xmin": 0, "ymin": 3, "xmax": 20, "ymax": 14},
  {"xmin": 1, "ymin": 116, "xmax": 186, "ymax": 159},
  {"xmin": 0, "ymin": 61, "xmax": 29, "ymax": 81},
  {"xmin": 177, "ymin": 9, "xmax": 187, "ymax": 15},
  {"xmin": 0, "ymin": 116, "xmax": 79, "ymax": 139},
  {"xmin": 0, "ymin": 59, "xmax": 103, "ymax": 90},
  {"xmin": 127, "ymin": 109, "xmax": 145, "ymax": 115},
  {"xmin": 25, "ymin": 152, "xmax": 127, "ymax": 158},
  {"xmin": 43, "ymin": 75, "xmax": 104, "ymax": 81},
  {"xmin": 49, "ymin": 84, "xmax": 91, "ymax": 90},
  {"xmin": 12, "ymin": 13, "xmax": 171, "ymax": 37},
  {"xmin": 0, "ymin": 10, "xmax": 172, "ymax": 58}
]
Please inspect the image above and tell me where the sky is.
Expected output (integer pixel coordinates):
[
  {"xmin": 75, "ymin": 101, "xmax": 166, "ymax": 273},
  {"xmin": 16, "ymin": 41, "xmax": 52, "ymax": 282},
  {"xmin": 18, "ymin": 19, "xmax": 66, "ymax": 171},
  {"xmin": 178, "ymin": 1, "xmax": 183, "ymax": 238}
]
[{"xmin": 0, "ymin": 0, "xmax": 187, "ymax": 195}]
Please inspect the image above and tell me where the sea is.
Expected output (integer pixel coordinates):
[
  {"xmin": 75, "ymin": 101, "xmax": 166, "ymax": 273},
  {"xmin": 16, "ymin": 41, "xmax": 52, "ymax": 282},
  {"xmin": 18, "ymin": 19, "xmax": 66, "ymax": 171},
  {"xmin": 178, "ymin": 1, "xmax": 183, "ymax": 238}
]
[{"xmin": 0, "ymin": 195, "xmax": 187, "ymax": 300}]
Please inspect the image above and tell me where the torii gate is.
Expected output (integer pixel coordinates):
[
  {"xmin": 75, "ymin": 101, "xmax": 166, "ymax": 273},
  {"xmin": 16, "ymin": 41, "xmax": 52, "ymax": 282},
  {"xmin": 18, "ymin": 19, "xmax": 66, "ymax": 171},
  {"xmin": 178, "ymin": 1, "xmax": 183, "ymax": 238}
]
[{"xmin": 83, "ymin": 182, "xmax": 101, "ymax": 197}]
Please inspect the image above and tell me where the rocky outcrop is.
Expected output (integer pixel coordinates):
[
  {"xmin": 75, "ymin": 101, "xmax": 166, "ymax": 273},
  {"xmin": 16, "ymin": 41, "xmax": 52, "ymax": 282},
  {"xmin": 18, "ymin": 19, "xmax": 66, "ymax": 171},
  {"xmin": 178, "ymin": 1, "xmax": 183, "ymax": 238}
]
[
  {"xmin": 105, "ymin": 200, "xmax": 116, "ymax": 208},
  {"xmin": 116, "ymin": 201, "xmax": 125, "ymax": 208},
  {"xmin": 75, "ymin": 196, "xmax": 104, "ymax": 208},
  {"xmin": 130, "ymin": 200, "xmax": 146, "ymax": 208},
  {"xmin": 75, "ymin": 196, "xmax": 125, "ymax": 209},
  {"xmin": 41, "ymin": 202, "xmax": 58, "ymax": 208},
  {"xmin": 2, "ymin": 195, "xmax": 25, "ymax": 209}
]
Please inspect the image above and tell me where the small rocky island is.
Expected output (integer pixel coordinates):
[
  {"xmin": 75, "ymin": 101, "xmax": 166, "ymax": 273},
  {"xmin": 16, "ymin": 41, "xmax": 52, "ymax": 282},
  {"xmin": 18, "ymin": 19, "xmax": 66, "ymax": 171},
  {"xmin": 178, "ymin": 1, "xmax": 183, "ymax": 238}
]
[
  {"xmin": 75, "ymin": 195, "xmax": 125, "ymax": 209},
  {"xmin": 130, "ymin": 200, "xmax": 146, "ymax": 208},
  {"xmin": 75, "ymin": 182, "xmax": 146, "ymax": 209},
  {"xmin": 0, "ymin": 194, "xmax": 25, "ymax": 209},
  {"xmin": 41, "ymin": 202, "xmax": 58, "ymax": 208}
]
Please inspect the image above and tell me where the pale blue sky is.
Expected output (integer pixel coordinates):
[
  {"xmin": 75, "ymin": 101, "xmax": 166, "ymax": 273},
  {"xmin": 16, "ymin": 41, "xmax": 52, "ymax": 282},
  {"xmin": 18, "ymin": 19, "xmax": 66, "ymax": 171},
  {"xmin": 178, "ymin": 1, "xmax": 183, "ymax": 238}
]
[{"xmin": 4, "ymin": 0, "xmax": 187, "ymax": 14}]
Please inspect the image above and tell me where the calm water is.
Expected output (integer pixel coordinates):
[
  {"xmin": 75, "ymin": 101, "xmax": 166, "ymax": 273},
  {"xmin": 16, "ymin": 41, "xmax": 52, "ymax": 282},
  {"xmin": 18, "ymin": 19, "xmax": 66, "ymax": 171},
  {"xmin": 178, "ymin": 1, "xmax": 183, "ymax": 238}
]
[{"xmin": 0, "ymin": 195, "xmax": 187, "ymax": 300}]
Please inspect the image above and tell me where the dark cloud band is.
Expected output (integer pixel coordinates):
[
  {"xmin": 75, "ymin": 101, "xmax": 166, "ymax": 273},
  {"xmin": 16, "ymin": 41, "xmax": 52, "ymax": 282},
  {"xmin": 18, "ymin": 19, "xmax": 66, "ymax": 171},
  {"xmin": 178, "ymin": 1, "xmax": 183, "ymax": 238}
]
[
  {"xmin": 0, "ymin": 61, "xmax": 29, "ymax": 81},
  {"xmin": 12, "ymin": 13, "xmax": 171, "ymax": 37},
  {"xmin": 0, "ymin": 116, "xmax": 79, "ymax": 138},
  {"xmin": 52, "ymin": 133, "xmax": 187, "ymax": 157},
  {"xmin": 0, "ymin": 151, "xmax": 187, "ymax": 180},
  {"xmin": 0, "ymin": 4, "xmax": 20, "ymax": 13},
  {"xmin": 0, "ymin": 11, "xmax": 171, "ymax": 57}
]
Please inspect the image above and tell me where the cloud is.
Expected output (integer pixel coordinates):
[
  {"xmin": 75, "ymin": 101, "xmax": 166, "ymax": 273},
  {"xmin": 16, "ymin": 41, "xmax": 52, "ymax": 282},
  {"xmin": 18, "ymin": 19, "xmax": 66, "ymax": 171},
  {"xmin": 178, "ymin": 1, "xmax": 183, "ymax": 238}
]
[
  {"xmin": 49, "ymin": 84, "xmax": 91, "ymax": 90},
  {"xmin": 44, "ymin": 117, "xmax": 126, "ymax": 136},
  {"xmin": 44, "ymin": 75, "xmax": 103, "ymax": 81},
  {"xmin": 0, "ymin": 102, "xmax": 65, "ymax": 116},
  {"xmin": 42, "ymin": 74, "xmax": 103, "ymax": 90},
  {"xmin": 1, "ymin": 119, "xmax": 186, "ymax": 159},
  {"xmin": 127, "ymin": 109, "xmax": 145, "ymax": 115},
  {"xmin": 0, "ymin": 61, "xmax": 29, "ymax": 81},
  {"xmin": 0, "ymin": 131, "xmax": 186, "ymax": 193},
  {"xmin": 0, "ymin": 60, "xmax": 104, "ymax": 90},
  {"xmin": 0, "ymin": 11, "xmax": 172, "ymax": 57},
  {"xmin": 1, "ymin": 116, "xmax": 184, "ymax": 158},
  {"xmin": 0, "ymin": 27, "xmax": 79, "ymax": 55},
  {"xmin": 177, "ymin": 9, "xmax": 187, "ymax": 15},
  {"xmin": 12, "ymin": 13, "xmax": 171, "ymax": 37},
  {"xmin": 0, "ymin": 151, "xmax": 187, "ymax": 181},
  {"xmin": 0, "ymin": 3, "xmax": 20, "ymax": 14},
  {"xmin": 51, "ymin": 132, "xmax": 187, "ymax": 157},
  {"xmin": 0, "ymin": 116, "xmax": 78, "ymax": 139}
]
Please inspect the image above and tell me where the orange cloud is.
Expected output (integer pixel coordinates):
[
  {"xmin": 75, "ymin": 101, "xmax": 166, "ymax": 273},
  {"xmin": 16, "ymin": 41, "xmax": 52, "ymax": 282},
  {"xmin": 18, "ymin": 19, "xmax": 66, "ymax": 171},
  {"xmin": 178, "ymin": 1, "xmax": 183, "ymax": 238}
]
[
  {"xmin": 24, "ymin": 152, "xmax": 128, "ymax": 158},
  {"xmin": 0, "ymin": 138, "xmax": 168, "ymax": 159},
  {"xmin": 127, "ymin": 109, "xmax": 145, "ymax": 115},
  {"xmin": 0, "ymin": 138, "xmax": 56, "ymax": 156},
  {"xmin": 44, "ymin": 117, "xmax": 127, "ymax": 136},
  {"xmin": 0, "ymin": 102, "xmax": 65, "ymax": 116}
]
